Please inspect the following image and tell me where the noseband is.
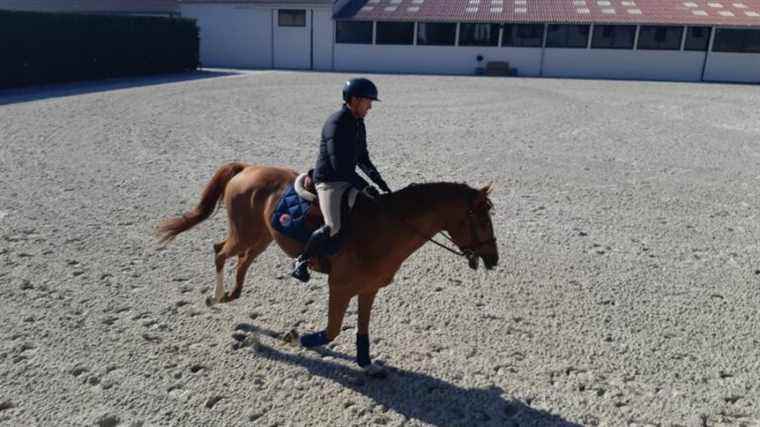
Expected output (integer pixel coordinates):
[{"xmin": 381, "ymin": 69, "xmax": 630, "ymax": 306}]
[{"xmin": 426, "ymin": 206, "xmax": 496, "ymax": 261}]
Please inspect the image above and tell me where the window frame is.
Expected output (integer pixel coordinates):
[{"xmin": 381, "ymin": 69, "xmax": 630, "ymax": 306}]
[
  {"xmin": 713, "ymin": 28, "xmax": 760, "ymax": 53},
  {"xmin": 335, "ymin": 20, "xmax": 373, "ymax": 44},
  {"xmin": 458, "ymin": 23, "xmax": 500, "ymax": 47},
  {"xmin": 636, "ymin": 25, "xmax": 684, "ymax": 50},
  {"xmin": 546, "ymin": 24, "xmax": 591, "ymax": 48},
  {"xmin": 416, "ymin": 22, "xmax": 457, "ymax": 46},
  {"xmin": 277, "ymin": 9, "xmax": 306, "ymax": 28},
  {"xmin": 684, "ymin": 26, "xmax": 712, "ymax": 51},
  {"xmin": 591, "ymin": 24, "xmax": 636, "ymax": 49},
  {"xmin": 502, "ymin": 23, "xmax": 544, "ymax": 48},
  {"xmin": 376, "ymin": 21, "xmax": 415, "ymax": 45}
]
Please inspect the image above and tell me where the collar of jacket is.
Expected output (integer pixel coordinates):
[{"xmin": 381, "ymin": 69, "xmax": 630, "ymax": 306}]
[{"xmin": 341, "ymin": 104, "xmax": 363, "ymax": 123}]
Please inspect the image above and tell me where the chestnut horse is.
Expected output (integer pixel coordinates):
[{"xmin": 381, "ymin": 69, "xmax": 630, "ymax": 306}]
[{"xmin": 157, "ymin": 162, "xmax": 498, "ymax": 375}]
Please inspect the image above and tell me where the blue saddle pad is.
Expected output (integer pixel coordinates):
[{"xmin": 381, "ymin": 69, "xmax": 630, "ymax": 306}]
[
  {"xmin": 271, "ymin": 185, "xmax": 315, "ymax": 244},
  {"xmin": 271, "ymin": 184, "xmax": 351, "ymax": 256}
]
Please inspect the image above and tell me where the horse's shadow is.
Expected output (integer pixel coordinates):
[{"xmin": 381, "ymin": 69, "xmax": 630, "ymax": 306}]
[{"xmin": 244, "ymin": 325, "xmax": 581, "ymax": 427}]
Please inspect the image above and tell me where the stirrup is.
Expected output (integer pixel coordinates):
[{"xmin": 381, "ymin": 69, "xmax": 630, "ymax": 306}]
[{"xmin": 290, "ymin": 258, "xmax": 311, "ymax": 283}]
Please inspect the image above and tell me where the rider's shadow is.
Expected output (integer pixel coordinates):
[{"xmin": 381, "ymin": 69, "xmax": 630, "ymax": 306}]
[{"xmin": 248, "ymin": 328, "xmax": 581, "ymax": 427}]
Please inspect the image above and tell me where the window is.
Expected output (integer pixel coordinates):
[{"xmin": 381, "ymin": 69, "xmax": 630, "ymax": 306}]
[
  {"xmin": 546, "ymin": 24, "xmax": 590, "ymax": 48},
  {"xmin": 684, "ymin": 26, "xmax": 711, "ymax": 51},
  {"xmin": 376, "ymin": 21, "xmax": 414, "ymax": 45},
  {"xmin": 336, "ymin": 21, "xmax": 372, "ymax": 44},
  {"xmin": 637, "ymin": 26, "xmax": 683, "ymax": 50},
  {"xmin": 459, "ymin": 23, "xmax": 500, "ymax": 46},
  {"xmin": 502, "ymin": 24, "xmax": 544, "ymax": 47},
  {"xmin": 713, "ymin": 28, "xmax": 760, "ymax": 53},
  {"xmin": 417, "ymin": 22, "xmax": 456, "ymax": 46},
  {"xmin": 278, "ymin": 9, "xmax": 305, "ymax": 27},
  {"xmin": 591, "ymin": 25, "xmax": 635, "ymax": 49}
]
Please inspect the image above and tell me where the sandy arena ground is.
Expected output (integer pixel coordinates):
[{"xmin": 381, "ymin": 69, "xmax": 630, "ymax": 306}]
[{"xmin": 1, "ymin": 71, "xmax": 760, "ymax": 426}]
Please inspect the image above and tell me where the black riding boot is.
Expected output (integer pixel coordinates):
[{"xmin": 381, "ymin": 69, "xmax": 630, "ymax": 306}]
[{"xmin": 291, "ymin": 225, "xmax": 332, "ymax": 283}]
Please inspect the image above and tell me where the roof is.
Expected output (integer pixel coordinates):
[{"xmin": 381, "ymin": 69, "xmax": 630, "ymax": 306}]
[{"xmin": 335, "ymin": 0, "xmax": 760, "ymax": 27}]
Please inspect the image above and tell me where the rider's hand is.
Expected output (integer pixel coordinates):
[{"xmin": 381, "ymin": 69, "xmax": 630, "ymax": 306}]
[{"xmin": 363, "ymin": 185, "xmax": 381, "ymax": 199}]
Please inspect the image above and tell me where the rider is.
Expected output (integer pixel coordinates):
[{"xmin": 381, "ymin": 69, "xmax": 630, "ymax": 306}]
[{"xmin": 291, "ymin": 78, "xmax": 392, "ymax": 282}]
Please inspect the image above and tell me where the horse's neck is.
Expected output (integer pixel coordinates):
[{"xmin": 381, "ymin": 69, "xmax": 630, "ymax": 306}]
[{"xmin": 376, "ymin": 189, "xmax": 455, "ymax": 265}]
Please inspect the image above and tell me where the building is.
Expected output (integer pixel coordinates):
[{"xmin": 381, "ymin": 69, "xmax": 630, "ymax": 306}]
[
  {"xmin": 179, "ymin": 0, "xmax": 336, "ymax": 70},
  {"xmin": 331, "ymin": 0, "xmax": 760, "ymax": 82},
  {"xmin": 179, "ymin": 0, "xmax": 760, "ymax": 83}
]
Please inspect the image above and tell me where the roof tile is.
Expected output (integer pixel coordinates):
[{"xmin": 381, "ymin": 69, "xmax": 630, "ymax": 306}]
[{"xmin": 335, "ymin": 0, "xmax": 760, "ymax": 26}]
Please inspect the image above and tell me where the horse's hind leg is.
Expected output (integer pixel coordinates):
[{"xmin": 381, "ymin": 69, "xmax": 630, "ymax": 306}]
[
  {"xmin": 213, "ymin": 239, "xmax": 242, "ymax": 303},
  {"xmin": 214, "ymin": 241, "xmax": 229, "ymax": 303},
  {"xmin": 228, "ymin": 236, "xmax": 272, "ymax": 301}
]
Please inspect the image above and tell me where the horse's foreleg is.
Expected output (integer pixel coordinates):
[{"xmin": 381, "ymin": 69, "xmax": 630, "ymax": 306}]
[
  {"xmin": 300, "ymin": 290, "xmax": 350, "ymax": 348},
  {"xmin": 357, "ymin": 291, "xmax": 380, "ymax": 370}
]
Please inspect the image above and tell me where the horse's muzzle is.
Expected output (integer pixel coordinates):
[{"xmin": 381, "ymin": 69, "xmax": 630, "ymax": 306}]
[
  {"xmin": 467, "ymin": 252, "xmax": 497, "ymax": 271},
  {"xmin": 467, "ymin": 254, "xmax": 479, "ymax": 270},
  {"xmin": 482, "ymin": 253, "xmax": 498, "ymax": 270}
]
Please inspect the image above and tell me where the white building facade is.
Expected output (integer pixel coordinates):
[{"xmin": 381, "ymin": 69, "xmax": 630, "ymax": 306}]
[
  {"xmin": 177, "ymin": 0, "xmax": 760, "ymax": 83},
  {"xmin": 180, "ymin": 0, "xmax": 335, "ymax": 70}
]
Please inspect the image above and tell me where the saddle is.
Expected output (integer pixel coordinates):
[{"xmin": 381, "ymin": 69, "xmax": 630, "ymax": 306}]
[{"xmin": 271, "ymin": 170, "xmax": 359, "ymax": 251}]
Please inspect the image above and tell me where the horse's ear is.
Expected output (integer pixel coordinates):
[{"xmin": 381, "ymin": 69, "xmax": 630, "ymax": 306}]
[
  {"xmin": 474, "ymin": 184, "xmax": 492, "ymax": 209},
  {"xmin": 480, "ymin": 183, "xmax": 493, "ymax": 195}
]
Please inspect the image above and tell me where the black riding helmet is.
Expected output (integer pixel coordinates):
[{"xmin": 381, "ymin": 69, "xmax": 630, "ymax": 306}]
[{"xmin": 342, "ymin": 78, "xmax": 380, "ymax": 102}]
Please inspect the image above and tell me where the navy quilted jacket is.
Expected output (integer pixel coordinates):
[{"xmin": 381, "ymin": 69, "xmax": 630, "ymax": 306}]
[{"xmin": 313, "ymin": 105, "xmax": 383, "ymax": 190}]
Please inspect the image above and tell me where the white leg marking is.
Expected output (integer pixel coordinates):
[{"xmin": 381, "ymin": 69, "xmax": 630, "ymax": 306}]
[{"xmin": 215, "ymin": 269, "xmax": 225, "ymax": 301}]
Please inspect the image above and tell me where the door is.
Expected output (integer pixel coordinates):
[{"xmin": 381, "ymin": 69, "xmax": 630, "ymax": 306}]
[{"xmin": 273, "ymin": 8, "xmax": 312, "ymax": 70}]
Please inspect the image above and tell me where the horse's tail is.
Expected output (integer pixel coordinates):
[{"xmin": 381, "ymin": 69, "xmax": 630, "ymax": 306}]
[{"xmin": 156, "ymin": 162, "xmax": 247, "ymax": 244}]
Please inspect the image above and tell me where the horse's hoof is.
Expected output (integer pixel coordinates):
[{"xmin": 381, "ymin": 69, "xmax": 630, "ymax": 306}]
[
  {"xmin": 242, "ymin": 334, "xmax": 260, "ymax": 351},
  {"xmin": 282, "ymin": 329, "xmax": 300, "ymax": 345},
  {"xmin": 204, "ymin": 296, "xmax": 216, "ymax": 307},
  {"xmin": 362, "ymin": 363, "xmax": 387, "ymax": 379}
]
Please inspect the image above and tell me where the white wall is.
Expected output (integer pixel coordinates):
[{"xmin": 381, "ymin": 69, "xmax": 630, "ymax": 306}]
[
  {"xmin": 704, "ymin": 52, "xmax": 760, "ymax": 83},
  {"xmin": 180, "ymin": 4, "xmax": 272, "ymax": 69},
  {"xmin": 334, "ymin": 45, "xmax": 543, "ymax": 76},
  {"xmin": 334, "ymin": 44, "xmax": 713, "ymax": 81},
  {"xmin": 542, "ymin": 49, "xmax": 706, "ymax": 81}
]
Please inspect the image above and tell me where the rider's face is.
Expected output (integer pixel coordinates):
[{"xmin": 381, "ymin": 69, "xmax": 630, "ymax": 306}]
[{"xmin": 348, "ymin": 97, "xmax": 373, "ymax": 118}]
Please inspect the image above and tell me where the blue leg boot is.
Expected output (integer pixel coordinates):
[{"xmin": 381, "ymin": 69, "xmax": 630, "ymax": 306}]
[
  {"xmin": 357, "ymin": 334, "xmax": 386, "ymax": 378},
  {"xmin": 300, "ymin": 330, "xmax": 331, "ymax": 348}
]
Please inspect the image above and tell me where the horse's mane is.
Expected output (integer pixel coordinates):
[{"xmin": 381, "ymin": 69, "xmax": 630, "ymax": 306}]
[
  {"xmin": 384, "ymin": 182, "xmax": 480, "ymax": 213},
  {"xmin": 394, "ymin": 181, "xmax": 474, "ymax": 197}
]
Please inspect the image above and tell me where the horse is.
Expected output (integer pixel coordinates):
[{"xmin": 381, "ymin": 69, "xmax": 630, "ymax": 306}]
[{"xmin": 156, "ymin": 162, "xmax": 498, "ymax": 376}]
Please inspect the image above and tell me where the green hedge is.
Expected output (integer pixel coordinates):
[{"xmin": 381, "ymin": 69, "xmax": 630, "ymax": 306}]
[{"xmin": 0, "ymin": 10, "xmax": 199, "ymax": 89}]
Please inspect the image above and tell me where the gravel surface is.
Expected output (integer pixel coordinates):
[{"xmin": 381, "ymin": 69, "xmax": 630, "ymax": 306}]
[{"xmin": 1, "ymin": 71, "xmax": 760, "ymax": 426}]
